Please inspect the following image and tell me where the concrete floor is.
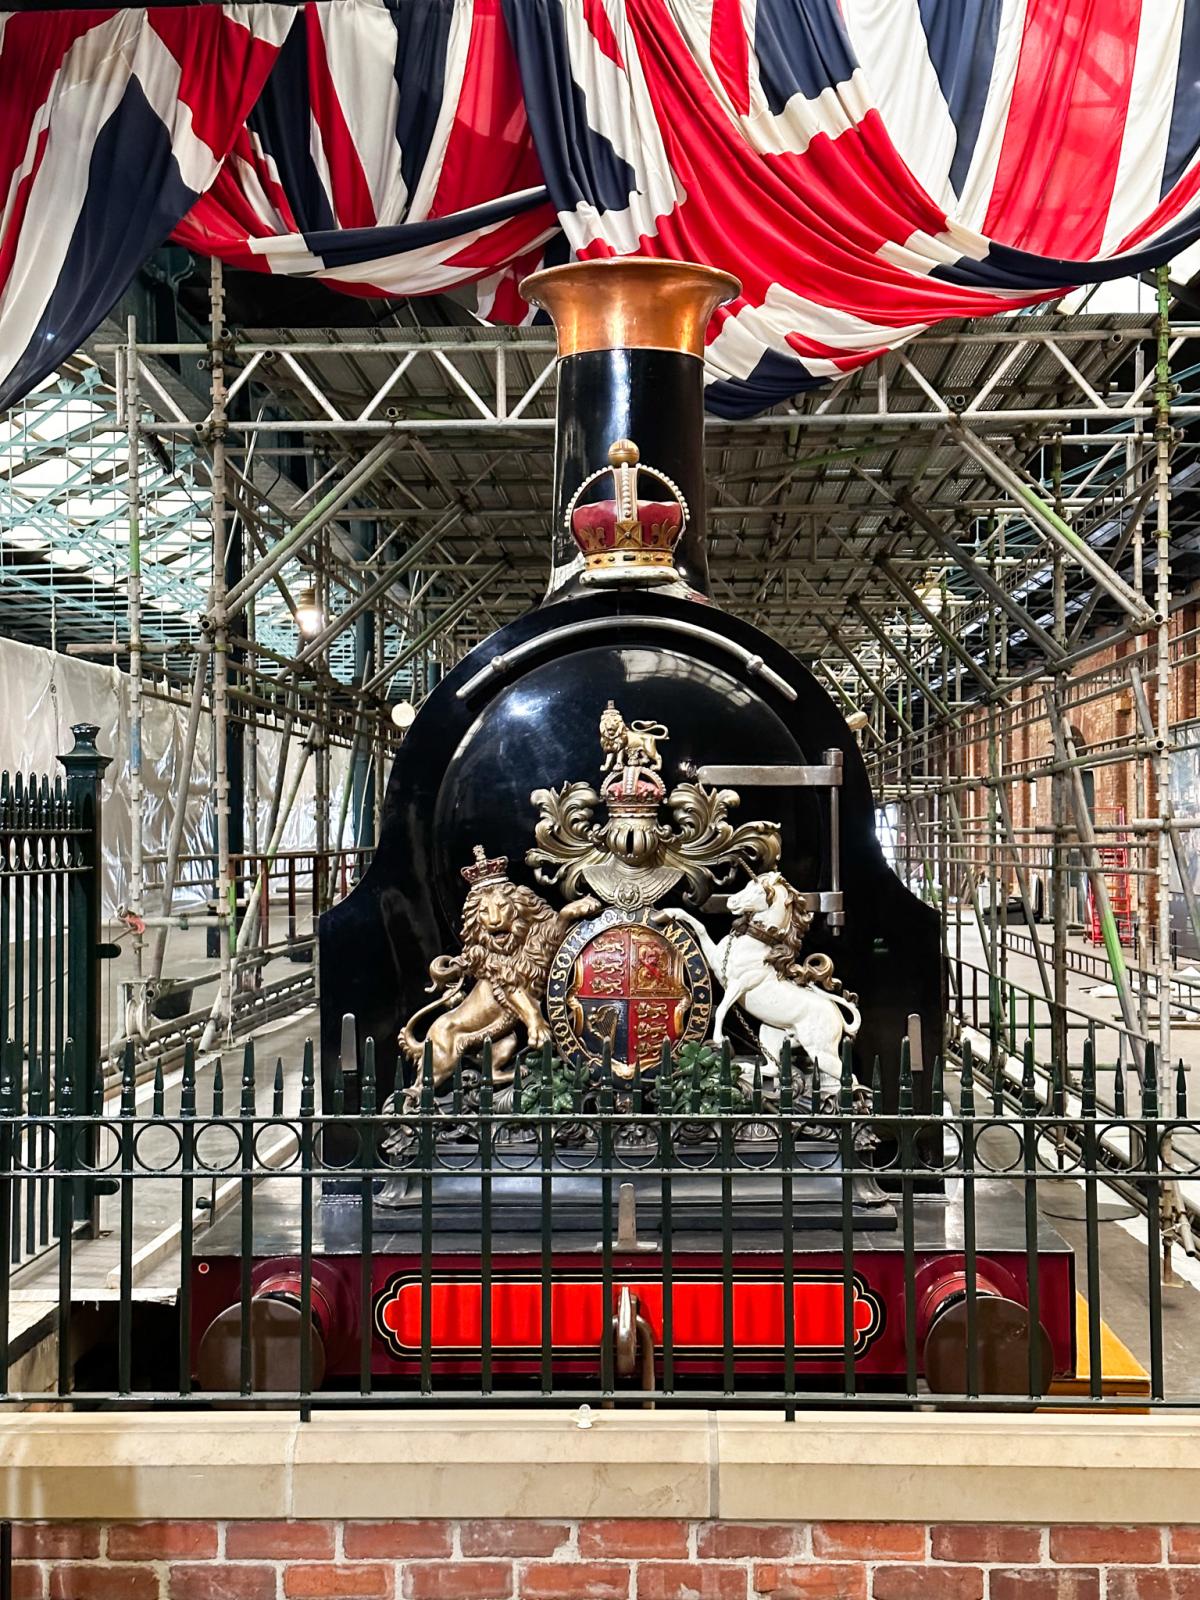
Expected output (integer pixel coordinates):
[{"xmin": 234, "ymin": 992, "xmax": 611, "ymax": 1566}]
[
  {"xmin": 952, "ymin": 913, "xmax": 1200, "ymax": 1076},
  {"xmin": 947, "ymin": 912, "xmax": 1200, "ymax": 1393},
  {"xmin": 95, "ymin": 905, "xmax": 317, "ymax": 1056}
]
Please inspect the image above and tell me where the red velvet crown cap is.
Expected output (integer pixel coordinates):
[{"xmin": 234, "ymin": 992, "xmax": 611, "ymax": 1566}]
[{"xmin": 571, "ymin": 499, "xmax": 684, "ymax": 571}]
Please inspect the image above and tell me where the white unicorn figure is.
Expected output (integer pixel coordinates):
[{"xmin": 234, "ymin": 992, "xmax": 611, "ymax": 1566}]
[{"xmin": 661, "ymin": 870, "xmax": 861, "ymax": 1101}]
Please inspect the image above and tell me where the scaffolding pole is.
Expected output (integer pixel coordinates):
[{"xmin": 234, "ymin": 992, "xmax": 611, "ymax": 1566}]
[
  {"xmin": 202, "ymin": 261, "xmax": 234, "ymax": 1051},
  {"xmin": 120, "ymin": 316, "xmax": 147, "ymax": 1034}
]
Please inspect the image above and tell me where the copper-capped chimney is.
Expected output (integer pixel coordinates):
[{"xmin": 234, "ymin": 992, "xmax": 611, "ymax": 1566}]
[{"xmin": 521, "ymin": 257, "xmax": 739, "ymax": 599}]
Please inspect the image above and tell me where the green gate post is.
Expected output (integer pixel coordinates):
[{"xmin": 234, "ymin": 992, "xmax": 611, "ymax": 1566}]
[{"xmin": 59, "ymin": 724, "xmax": 111, "ymax": 1223}]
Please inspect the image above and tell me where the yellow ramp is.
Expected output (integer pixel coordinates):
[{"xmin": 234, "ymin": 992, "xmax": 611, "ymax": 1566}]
[{"xmin": 1048, "ymin": 1294, "xmax": 1150, "ymax": 1410}]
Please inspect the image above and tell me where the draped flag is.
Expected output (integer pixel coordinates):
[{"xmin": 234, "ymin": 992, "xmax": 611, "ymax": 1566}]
[
  {"xmin": 3, "ymin": 0, "xmax": 1200, "ymax": 418},
  {"xmin": 171, "ymin": 1, "xmax": 558, "ymax": 299},
  {"xmin": 0, "ymin": 5, "xmax": 292, "ymax": 409}
]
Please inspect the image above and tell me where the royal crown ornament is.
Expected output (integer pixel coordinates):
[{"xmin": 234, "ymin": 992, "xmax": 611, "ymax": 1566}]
[
  {"xmin": 565, "ymin": 438, "xmax": 689, "ymax": 585},
  {"xmin": 461, "ymin": 844, "xmax": 509, "ymax": 888}
]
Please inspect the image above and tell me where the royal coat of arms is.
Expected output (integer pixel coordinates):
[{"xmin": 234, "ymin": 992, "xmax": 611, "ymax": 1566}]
[
  {"xmin": 397, "ymin": 702, "xmax": 782, "ymax": 1091},
  {"xmin": 530, "ymin": 704, "xmax": 779, "ymax": 1079}
]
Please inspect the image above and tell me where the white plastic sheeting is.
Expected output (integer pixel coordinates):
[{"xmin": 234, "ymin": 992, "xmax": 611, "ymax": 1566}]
[{"xmin": 0, "ymin": 635, "xmax": 351, "ymax": 918}]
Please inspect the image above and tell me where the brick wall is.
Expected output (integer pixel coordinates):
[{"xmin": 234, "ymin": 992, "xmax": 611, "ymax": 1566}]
[
  {"xmin": 11, "ymin": 1521, "xmax": 1200, "ymax": 1600},
  {"xmin": 946, "ymin": 609, "xmax": 1200, "ymax": 924}
]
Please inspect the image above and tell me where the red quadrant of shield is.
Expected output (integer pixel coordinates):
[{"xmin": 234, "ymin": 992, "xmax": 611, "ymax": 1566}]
[{"xmin": 572, "ymin": 924, "xmax": 687, "ymax": 1066}]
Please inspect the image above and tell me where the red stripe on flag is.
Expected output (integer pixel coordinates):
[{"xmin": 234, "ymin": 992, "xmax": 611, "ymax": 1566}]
[
  {"xmin": 709, "ymin": 0, "xmax": 751, "ymax": 117},
  {"xmin": 784, "ymin": 329, "xmax": 881, "ymax": 363},
  {"xmin": 169, "ymin": 203, "xmax": 272, "ymax": 275},
  {"xmin": 234, "ymin": 135, "xmax": 302, "ymax": 232},
  {"xmin": 431, "ymin": 0, "xmax": 543, "ymax": 221},
  {"xmin": 442, "ymin": 202, "xmax": 559, "ymax": 274},
  {"xmin": 618, "ymin": 0, "xmax": 1057, "ymax": 339},
  {"xmin": 0, "ymin": 12, "xmax": 111, "ymax": 210},
  {"xmin": 148, "ymin": 8, "xmax": 282, "ymax": 160},
  {"xmin": 1117, "ymin": 159, "xmax": 1200, "ymax": 253},
  {"xmin": 982, "ymin": 0, "xmax": 1141, "ymax": 258},
  {"xmin": 583, "ymin": 0, "xmax": 625, "ymax": 70},
  {"xmin": 481, "ymin": 245, "xmax": 548, "ymax": 324},
  {"xmin": 304, "ymin": 8, "xmax": 377, "ymax": 228},
  {"xmin": 0, "ymin": 124, "xmax": 50, "ymax": 302},
  {"xmin": 172, "ymin": 130, "xmax": 300, "ymax": 264}
]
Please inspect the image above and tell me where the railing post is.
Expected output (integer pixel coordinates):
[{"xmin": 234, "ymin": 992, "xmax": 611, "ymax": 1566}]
[
  {"xmin": 260, "ymin": 856, "xmax": 270, "ymax": 963},
  {"xmin": 58, "ymin": 724, "xmax": 111, "ymax": 1222}
]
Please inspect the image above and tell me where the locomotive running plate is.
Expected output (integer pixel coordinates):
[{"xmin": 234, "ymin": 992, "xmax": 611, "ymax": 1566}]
[{"xmin": 546, "ymin": 906, "xmax": 712, "ymax": 1079}]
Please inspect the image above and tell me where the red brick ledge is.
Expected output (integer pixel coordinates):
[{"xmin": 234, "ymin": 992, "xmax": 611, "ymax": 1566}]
[
  {"xmin": 3, "ymin": 1412, "xmax": 1200, "ymax": 1524},
  {"xmin": 10, "ymin": 1520, "xmax": 1200, "ymax": 1600}
]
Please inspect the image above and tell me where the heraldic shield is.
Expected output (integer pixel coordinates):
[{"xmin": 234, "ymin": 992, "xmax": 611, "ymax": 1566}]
[{"xmin": 546, "ymin": 907, "xmax": 712, "ymax": 1079}]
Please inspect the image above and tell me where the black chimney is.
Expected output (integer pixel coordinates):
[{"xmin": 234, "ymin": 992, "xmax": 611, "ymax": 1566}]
[{"xmin": 521, "ymin": 258, "xmax": 739, "ymax": 600}]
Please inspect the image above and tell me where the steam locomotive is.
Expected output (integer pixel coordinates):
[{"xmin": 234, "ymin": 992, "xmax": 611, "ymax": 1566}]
[{"xmin": 191, "ymin": 259, "xmax": 1074, "ymax": 1398}]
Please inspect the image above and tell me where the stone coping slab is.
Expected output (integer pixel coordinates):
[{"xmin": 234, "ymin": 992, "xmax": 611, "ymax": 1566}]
[{"xmin": 2, "ymin": 1410, "xmax": 1200, "ymax": 1523}]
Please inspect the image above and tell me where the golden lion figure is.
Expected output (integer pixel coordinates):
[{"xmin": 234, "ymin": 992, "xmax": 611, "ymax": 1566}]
[
  {"xmin": 400, "ymin": 859, "xmax": 598, "ymax": 1090},
  {"xmin": 598, "ymin": 701, "xmax": 668, "ymax": 772}
]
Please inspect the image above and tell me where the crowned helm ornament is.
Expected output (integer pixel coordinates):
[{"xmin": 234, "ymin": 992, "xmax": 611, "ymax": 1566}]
[
  {"xmin": 565, "ymin": 439, "xmax": 689, "ymax": 585},
  {"xmin": 529, "ymin": 704, "xmax": 780, "ymax": 911}
]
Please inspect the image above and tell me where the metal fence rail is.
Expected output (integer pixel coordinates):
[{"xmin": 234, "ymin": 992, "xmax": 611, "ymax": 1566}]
[
  {"xmin": 141, "ymin": 846, "xmax": 373, "ymax": 944},
  {"xmin": 952, "ymin": 956, "xmax": 1149, "ymax": 1075},
  {"xmin": 0, "ymin": 1030, "xmax": 1190, "ymax": 1412}
]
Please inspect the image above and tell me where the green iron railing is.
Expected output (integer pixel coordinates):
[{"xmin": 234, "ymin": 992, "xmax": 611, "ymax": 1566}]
[
  {"xmin": 0, "ymin": 1027, "xmax": 1189, "ymax": 1410},
  {"xmin": 1, "ymin": 724, "xmax": 109, "ymax": 1269}
]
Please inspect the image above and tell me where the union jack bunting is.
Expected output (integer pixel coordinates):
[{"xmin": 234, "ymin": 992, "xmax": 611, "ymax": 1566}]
[{"xmin": 3, "ymin": 0, "xmax": 1200, "ymax": 418}]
